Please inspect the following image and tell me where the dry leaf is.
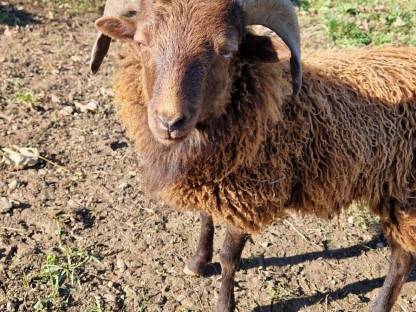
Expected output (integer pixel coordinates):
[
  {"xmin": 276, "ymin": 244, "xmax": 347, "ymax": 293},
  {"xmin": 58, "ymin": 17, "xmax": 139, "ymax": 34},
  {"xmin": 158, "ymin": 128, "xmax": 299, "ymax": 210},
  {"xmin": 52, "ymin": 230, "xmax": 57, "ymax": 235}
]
[{"xmin": 1, "ymin": 146, "xmax": 40, "ymax": 168}]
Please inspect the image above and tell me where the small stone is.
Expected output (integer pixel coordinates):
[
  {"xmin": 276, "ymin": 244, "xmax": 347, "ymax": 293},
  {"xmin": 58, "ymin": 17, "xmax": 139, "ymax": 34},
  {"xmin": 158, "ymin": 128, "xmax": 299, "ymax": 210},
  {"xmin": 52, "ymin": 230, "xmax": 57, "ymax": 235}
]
[
  {"xmin": 8, "ymin": 180, "xmax": 19, "ymax": 190},
  {"xmin": 348, "ymin": 216, "xmax": 354, "ymax": 224},
  {"xmin": 118, "ymin": 182, "xmax": 129, "ymax": 190},
  {"xmin": 260, "ymin": 241, "xmax": 272, "ymax": 248},
  {"xmin": 75, "ymin": 100, "xmax": 98, "ymax": 113},
  {"xmin": 107, "ymin": 281, "xmax": 114, "ymax": 288},
  {"xmin": 6, "ymin": 300, "xmax": 17, "ymax": 311},
  {"xmin": 0, "ymin": 197, "xmax": 13, "ymax": 213},
  {"xmin": 4, "ymin": 26, "xmax": 18, "ymax": 37},
  {"xmin": 70, "ymin": 55, "xmax": 81, "ymax": 62},
  {"xmin": 116, "ymin": 258, "xmax": 127, "ymax": 272},
  {"xmin": 58, "ymin": 106, "xmax": 74, "ymax": 116},
  {"xmin": 38, "ymin": 169, "xmax": 47, "ymax": 176},
  {"xmin": 104, "ymin": 293, "xmax": 116, "ymax": 303},
  {"xmin": 51, "ymin": 94, "xmax": 60, "ymax": 104},
  {"xmin": 67, "ymin": 199, "xmax": 79, "ymax": 209}
]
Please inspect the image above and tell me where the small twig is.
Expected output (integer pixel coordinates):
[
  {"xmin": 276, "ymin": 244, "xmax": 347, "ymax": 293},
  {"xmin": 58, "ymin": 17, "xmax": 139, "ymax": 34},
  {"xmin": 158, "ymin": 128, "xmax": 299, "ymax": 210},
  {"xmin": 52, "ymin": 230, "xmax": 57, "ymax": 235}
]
[
  {"xmin": 1, "ymin": 226, "xmax": 25, "ymax": 233},
  {"xmin": 283, "ymin": 219, "xmax": 321, "ymax": 248},
  {"xmin": 37, "ymin": 155, "xmax": 71, "ymax": 174}
]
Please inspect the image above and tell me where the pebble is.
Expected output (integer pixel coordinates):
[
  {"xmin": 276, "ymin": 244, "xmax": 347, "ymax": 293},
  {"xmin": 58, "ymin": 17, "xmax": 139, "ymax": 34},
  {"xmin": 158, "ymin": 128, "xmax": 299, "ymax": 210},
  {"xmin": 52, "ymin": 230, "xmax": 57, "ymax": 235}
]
[
  {"xmin": 116, "ymin": 258, "xmax": 127, "ymax": 272},
  {"xmin": 75, "ymin": 100, "xmax": 98, "ymax": 113},
  {"xmin": 6, "ymin": 300, "xmax": 17, "ymax": 312},
  {"xmin": 8, "ymin": 180, "xmax": 19, "ymax": 190},
  {"xmin": 104, "ymin": 293, "xmax": 116, "ymax": 303},
  {"xmin": 118, "ymin": 181, "xmax": 130, "ymax": 190},
  {"xmin": 127, "ymin": 171, "xmax": 137, "ymax": 178},
  {"xmin": 51, "ymin": 94, "xmax": 60, "ymax": 104},
  {"xmin": 0, "ymin": 197, "xmax": 13, "ymax": 213},
  {"xmin": 38, "ymin": 169, "xmax": 47, "ymax": 176},
  {"xmin": 58, "ymin": 106, "xmax": 74, "ymax": 116},
  {"xmin": 67, "ymin": 199, "xmax": 79, "ymax": 209}
]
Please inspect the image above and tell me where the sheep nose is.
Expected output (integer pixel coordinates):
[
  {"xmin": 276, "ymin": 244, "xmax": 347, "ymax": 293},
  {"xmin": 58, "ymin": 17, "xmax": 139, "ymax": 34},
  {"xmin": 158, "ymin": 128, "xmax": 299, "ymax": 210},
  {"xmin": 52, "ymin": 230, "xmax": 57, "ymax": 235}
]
[{"xmin": 157, "ymin": 113, "xmax": 188, "ymax": 132}]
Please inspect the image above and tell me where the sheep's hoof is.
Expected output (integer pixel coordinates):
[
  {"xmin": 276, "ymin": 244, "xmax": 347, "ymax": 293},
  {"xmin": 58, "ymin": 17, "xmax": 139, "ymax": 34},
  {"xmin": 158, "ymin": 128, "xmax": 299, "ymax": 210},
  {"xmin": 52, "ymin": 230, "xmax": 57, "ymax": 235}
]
[{"xmin": 183, "ymin": 257, "xmax": 208, "ymax": 277}]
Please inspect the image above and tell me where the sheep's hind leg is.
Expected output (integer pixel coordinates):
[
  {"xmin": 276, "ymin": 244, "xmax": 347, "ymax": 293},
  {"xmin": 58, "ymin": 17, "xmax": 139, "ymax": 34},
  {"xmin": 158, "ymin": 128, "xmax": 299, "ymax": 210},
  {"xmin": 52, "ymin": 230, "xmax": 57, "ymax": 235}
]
[
  {"xmin": 370, "ymin": 242, "xmax": 415, "ymax": 312},
  {"xmin": 184, "ymin": 212, "xmax": 215, "ymax": 276},
  {"xmin": 214, "ymin": 226, "xmax": 247, "ymax": 312}
]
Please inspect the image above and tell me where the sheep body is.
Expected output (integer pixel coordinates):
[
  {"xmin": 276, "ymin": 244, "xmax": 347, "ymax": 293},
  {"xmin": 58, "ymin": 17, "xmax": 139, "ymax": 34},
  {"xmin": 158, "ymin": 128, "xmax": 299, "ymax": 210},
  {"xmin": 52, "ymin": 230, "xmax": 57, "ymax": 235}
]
[{"xmin": 115, "ymin": 46, "xmax": 416, "ymax": 251}]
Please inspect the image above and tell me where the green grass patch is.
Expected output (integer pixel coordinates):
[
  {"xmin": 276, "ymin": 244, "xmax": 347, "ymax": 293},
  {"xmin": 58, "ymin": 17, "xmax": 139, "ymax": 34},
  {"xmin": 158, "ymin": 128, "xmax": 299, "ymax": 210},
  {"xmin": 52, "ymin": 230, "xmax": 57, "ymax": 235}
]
[
  {"xmin": 347, "ymin": 203, "xmax": 380, "ymax": 230},
  {"xmin": 266, "ymin": 279, "xmax": 294, "ymax": 303},
  {"xmin": 300, "ymin": 0, "xmax": 416, "ymax": 47},
  {"xmin": 33, "ymin": 220, "xmax": 100, "ymax": 311},
  {"xmin": 11, "ymin": 90, "xmax": 39, "ymax": 109},
  {"xmin": 40, "ymin": 0, "xmax": 104, "ymax": 13}
]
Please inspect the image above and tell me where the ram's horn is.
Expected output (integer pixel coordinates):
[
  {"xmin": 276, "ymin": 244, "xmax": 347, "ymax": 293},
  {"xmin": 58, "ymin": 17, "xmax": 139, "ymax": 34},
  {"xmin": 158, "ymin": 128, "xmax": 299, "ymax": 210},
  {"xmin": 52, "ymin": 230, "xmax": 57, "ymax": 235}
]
[
  {"xmin": 239, "ymin": 0, "xmax": 302, "ymax": 96},
  {"xmin": 90, "ymin": 0, "xmax": 140, "ymax": 74}
]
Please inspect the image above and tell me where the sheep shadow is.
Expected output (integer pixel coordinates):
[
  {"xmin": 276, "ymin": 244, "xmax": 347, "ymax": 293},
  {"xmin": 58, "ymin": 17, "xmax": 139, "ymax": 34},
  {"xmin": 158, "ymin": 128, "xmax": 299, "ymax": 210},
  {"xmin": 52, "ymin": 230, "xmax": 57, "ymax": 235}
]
[
  {"xmin": 205, "ymin": 235, "xmax": 384, "ymax": 277},
  {"xmin": 0, "ymin": 4, "xmax": 37, "ymax": 26},
  {"xmin": 252, "ymin": 271, "xmax": 416, "ymax": 312},
  {"xmin": 202, "ymin": 235, "xmax": 416, "ymax": 311}
]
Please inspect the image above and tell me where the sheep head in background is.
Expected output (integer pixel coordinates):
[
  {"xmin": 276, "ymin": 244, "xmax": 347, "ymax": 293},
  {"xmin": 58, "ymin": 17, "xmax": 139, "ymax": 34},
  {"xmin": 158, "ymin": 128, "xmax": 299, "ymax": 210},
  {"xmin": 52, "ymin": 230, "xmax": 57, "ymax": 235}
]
[{"xmin": 91, "ymin": 0, "xmax": 301, "ymax": 146}]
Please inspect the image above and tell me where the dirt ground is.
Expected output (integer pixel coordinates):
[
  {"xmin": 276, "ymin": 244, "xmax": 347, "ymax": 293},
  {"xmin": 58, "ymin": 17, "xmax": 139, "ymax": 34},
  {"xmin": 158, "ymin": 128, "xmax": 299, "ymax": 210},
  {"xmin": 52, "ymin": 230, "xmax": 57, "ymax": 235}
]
[{"xmin": 0, "ymin": 1, "xmax": 415, "ymax": 312}]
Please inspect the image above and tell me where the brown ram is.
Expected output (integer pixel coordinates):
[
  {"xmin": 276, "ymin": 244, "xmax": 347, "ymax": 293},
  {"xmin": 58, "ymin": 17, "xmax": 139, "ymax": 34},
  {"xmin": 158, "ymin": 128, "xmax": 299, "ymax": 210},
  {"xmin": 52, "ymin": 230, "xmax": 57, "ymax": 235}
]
[{"xmin": 91, "ymin": 0, "xmax": 416, "ymax": 311}]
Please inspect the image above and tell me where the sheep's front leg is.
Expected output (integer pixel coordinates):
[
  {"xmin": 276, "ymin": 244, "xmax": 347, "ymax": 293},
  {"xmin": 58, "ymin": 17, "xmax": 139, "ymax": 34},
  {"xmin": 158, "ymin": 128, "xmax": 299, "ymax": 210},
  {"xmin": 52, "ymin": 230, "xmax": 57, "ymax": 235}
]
[
  {"xmin": 215, "ymin": 226, "xmax": 247, "ymax": 312},
  {"xmin": 184, "ymin": 212, "xmax": 215, "ymax": 276},
  {"xmin": 370, "ymin": 243, "xmax": 415, "ymax": 312}
]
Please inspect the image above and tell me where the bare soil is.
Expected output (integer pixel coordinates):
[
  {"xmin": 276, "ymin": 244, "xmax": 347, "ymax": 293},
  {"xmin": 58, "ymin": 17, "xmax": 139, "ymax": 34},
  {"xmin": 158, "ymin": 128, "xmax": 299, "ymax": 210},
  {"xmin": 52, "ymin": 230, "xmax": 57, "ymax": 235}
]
[{"xmin": 0, "ymin": 2, "xmax": 415, "ymax": 311}]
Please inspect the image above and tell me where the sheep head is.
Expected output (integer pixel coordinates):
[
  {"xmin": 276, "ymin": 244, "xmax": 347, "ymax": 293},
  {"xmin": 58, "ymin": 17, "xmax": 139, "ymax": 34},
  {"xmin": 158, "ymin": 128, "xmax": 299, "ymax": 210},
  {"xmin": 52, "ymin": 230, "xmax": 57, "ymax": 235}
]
[{"xmin": 93, "ymin": 0, "xmax": 301, "ymax": 146}]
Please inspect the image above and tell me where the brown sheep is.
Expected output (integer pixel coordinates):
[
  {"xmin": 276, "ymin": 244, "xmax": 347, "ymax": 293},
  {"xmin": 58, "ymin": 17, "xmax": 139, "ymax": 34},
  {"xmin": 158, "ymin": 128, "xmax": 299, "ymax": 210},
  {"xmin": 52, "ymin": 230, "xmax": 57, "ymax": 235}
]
[{"xmin": 91, "ymin": 0, "xmax": 416, "ymax": 311}]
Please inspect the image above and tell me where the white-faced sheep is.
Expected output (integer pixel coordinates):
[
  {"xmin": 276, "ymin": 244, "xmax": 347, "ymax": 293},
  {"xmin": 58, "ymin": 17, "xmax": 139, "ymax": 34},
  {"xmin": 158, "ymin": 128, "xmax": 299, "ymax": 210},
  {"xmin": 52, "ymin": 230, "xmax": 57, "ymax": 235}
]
[{"xmin": 90, "ymin": 0, "xmax": 416, "ymax": 311}]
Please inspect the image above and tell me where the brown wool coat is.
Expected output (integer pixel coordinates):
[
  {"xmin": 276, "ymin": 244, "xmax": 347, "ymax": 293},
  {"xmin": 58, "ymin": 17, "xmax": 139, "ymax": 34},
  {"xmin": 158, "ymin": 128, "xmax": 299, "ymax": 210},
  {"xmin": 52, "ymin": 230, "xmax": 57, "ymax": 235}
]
[{"xmin": 115, "ymin": 46, "xmax": 416, "ymax": 251}]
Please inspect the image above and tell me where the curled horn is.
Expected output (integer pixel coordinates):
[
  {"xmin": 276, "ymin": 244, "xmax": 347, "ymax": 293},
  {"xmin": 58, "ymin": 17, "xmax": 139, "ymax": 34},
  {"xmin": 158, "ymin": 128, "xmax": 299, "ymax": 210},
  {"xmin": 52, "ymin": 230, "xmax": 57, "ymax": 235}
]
[
  {"xmin": 239, "ymin": 0, "xmax": 302, "ymax": 96},
  {"xmin": 90, "ymin": 0, "xmax": 140, "ymax": 74}
]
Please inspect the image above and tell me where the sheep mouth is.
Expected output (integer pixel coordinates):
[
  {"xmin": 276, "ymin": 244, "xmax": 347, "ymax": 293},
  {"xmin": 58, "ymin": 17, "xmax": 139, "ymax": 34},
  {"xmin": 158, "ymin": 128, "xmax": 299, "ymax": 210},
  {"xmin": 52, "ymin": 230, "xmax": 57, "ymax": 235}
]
[{"xmin": 153, "ymin": 129, "xmax": 192, "ymax": 146}]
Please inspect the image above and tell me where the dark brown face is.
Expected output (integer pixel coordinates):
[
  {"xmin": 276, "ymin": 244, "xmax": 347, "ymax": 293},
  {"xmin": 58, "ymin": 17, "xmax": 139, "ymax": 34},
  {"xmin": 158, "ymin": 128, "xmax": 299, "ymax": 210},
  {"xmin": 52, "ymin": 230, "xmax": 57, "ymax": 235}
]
[
  {"xmin": 138, "ymin": 1, "xmax": 243, "ymax": 145},
  {"xmin": 97, "ymin": 0, "xmax": 243, "ymax": 145}
]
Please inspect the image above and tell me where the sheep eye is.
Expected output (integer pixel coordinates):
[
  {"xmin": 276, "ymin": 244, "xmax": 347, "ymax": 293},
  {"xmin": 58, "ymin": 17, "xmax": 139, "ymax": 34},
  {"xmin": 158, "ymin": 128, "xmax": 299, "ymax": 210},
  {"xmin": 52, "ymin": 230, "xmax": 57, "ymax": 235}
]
[{"xmin": 220, "ymin": 51, "xmax": 233, "ymax": 60}]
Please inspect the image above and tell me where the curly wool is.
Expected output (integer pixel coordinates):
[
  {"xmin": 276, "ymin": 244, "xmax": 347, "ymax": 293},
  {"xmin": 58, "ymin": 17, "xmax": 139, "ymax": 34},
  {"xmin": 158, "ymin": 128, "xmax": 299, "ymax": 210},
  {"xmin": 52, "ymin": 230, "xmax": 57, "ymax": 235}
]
[{"xmin": 115, "ymin": 46, "xmax": 416, "ymax": 250}]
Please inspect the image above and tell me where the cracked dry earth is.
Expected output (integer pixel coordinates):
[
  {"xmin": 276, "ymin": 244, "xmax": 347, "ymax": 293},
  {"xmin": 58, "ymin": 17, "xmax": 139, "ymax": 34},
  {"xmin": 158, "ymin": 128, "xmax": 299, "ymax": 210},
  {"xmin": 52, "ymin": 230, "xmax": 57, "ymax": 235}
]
[{"xmin": 0, "ymin": 1, "xmax": 415, "ymax": 311}]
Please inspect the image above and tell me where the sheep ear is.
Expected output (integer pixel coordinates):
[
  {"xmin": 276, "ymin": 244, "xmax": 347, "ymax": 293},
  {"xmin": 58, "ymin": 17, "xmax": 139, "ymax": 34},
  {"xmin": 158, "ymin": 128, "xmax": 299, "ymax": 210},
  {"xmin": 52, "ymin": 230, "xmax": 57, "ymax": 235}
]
[
  {"xmin": 95, "ymin": 16, "xmax": 136, "ymax": 40},
  {"xmin": 240, "ymin": 33, "xmax": 291, "ymax": 63}
]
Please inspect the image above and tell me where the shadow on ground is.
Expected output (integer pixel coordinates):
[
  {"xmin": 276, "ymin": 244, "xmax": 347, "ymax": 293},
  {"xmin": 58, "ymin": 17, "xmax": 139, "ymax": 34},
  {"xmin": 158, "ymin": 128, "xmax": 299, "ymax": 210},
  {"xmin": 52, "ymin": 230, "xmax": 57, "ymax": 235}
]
[
  {"xmin": 205, "ymin": 235, "xmax": 386, "ymax": 277},
  {"xmin": 202, "ymin": 236, "xmax": 416, "ymax": 312},
  {"xmin": 252, "ymin": 270, "xmax": 416, "ymax": 312},
  {"xmin": 0, "ymin": 5, "xmax": 37, "ymax": 26}
]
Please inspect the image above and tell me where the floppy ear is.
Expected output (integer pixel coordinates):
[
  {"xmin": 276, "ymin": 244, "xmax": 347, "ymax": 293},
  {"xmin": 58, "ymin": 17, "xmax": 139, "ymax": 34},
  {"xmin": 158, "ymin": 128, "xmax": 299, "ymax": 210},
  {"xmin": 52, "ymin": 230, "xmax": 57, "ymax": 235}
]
[
  {"xmin": 239, "ymin": 33, "xmax": 291, "ymax": 63},
  {"xmin": 95, "ymin": 16, "xmax": 136, "ymax": 40}
]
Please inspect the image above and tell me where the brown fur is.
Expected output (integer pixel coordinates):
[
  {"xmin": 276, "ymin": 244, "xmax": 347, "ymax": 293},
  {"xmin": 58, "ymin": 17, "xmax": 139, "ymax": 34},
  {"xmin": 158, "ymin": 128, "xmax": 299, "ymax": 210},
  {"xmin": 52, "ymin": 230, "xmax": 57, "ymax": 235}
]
[{"xmin": 115, "ymin": 45, "xmax": 416, "ymax": 254}]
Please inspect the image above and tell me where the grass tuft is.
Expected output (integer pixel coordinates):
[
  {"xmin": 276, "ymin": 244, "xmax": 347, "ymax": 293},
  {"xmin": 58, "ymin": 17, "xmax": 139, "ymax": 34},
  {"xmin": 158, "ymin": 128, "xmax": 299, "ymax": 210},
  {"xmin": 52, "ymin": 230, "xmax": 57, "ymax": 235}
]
[
  {"xmin": 11, "ymin": 90, "xmax": 39, "ymax": 109},
  {"xmin": 33, "ymin": 220, "xmax": 100, "ymax": 311},
  {"xmin": 41, "ymin": 0, "xmax": 104, "ymax": 13},
  {"xmin": 301, "ymin": 0, "xmax": 416, "ymax": 47},
  {"xmin": 347, "ymin": 204, "xmax": 380, "ymax": 230}
]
